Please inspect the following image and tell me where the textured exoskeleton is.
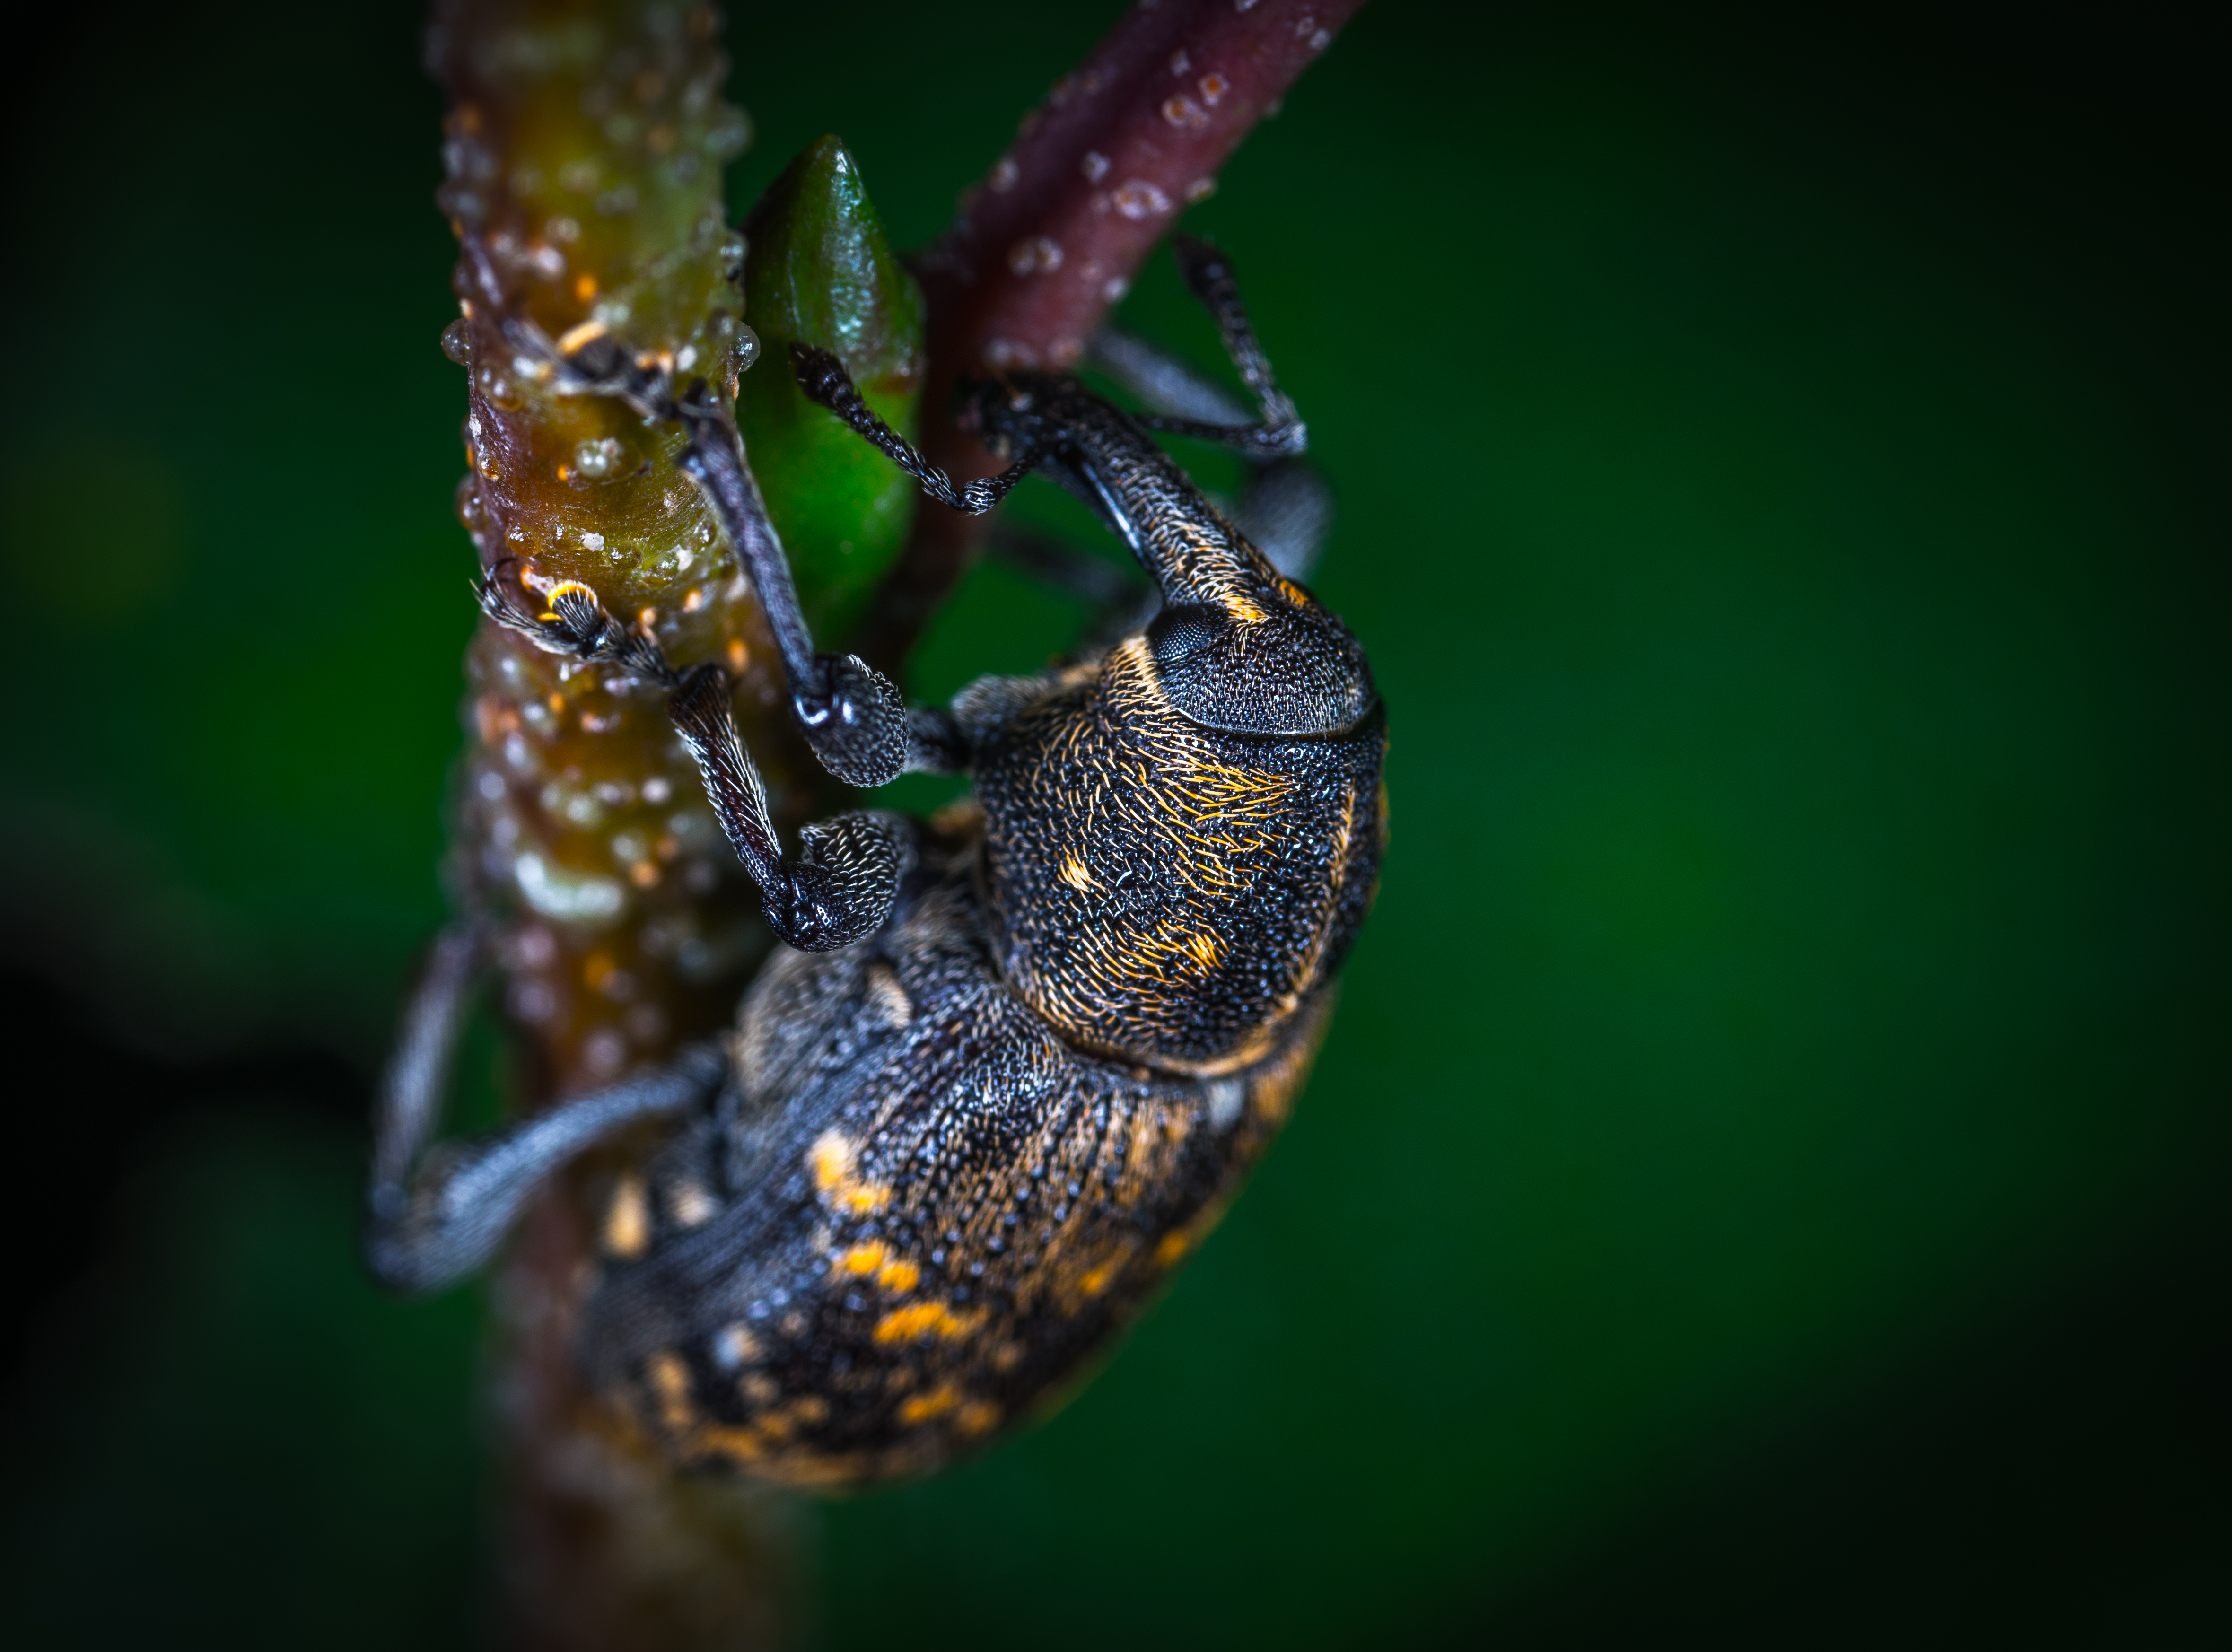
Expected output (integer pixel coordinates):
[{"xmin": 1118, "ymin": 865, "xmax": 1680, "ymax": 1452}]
[{"xmin": 370, "ymin": 237, "xmax": 1385, "ymax": 1483}]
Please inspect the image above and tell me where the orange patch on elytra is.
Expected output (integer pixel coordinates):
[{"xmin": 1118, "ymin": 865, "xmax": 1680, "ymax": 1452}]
[
  {"xmin": 1153, "ymin": 1230, "xmax": 1191, "ymax": 1268},
  {"xmin": 956, "ymin": 1400, "xmax": 1003, "ymax": 1437},
  {"xmin": 840, "ymin": 1241, "xmax": 887, "ymax": 1276},
  {"xmin": 602, "ymin": 1173, "xmax": 649, "ymax": 1259},
  {"xmin": 877, "ymin": 1258, "xmax": 921, "ymax": 1293},
  {"xmin": 873, "ymin": 1301, "xmax": 985, "ymax": 1344},
  {"xmin": 648, "ymin": 1349, "xmax": 694, "ymax": 1432},
  {"xmin": 691, "ymin": 1423, "xmax": 765, "ymax": 1465},
  {"xmin": 810, "ymin": 1129, "xmax": 892, "ymax": 1216},
  {"xmin": 896, "ymin": 1385, "xmax": 960, "ymax": 1425}
]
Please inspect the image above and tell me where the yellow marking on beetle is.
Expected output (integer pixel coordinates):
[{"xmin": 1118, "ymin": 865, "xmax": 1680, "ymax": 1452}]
[
  {"xmin": 865, "ymin": 962, "xmax": 913, "ymax": 1027},
  {"xmin": 1223, "ymin": 593, "xmax": 1268, "ymax": 623},
  {"xmin": 648, "ymin": 1349, "xmax": 694, "ymax": 1431},
  {"xmin": 557, "ymin": 317, "xmax": 608, "ymax": 354},
  {"xmin": 873, "ymin": 1301, "xmax": 986, "ymax": 1344},
  {"xmin": 897, "ymin": 1384, "xmax": 961, "ymax": 1425},
  {"xmin": 877, "ymin": 1257, "xmax": 921, "ymax": 1294},
  {"xmin": 1153, "ymin": 1230, "xmax": 1193, "ymax": 1269},
  {"xmin": 665, "ymin": 1178, "xmax": 718, "ymax": 1228},
  {"xmin": 540, "ymin": 579, "xmax": 598, "ymax": 617},
  {"xmin": 810, "ymin": 1129, "xmax": 893, "ymax": 1216},
  {"xmin": 840, "ymin": 1241, "xmax": 888, "ymax": 1277},
  {"xmin": 1058, "ymin": 852, "xmax": 1097, "ymax": 892},
  {"xmin": 1077, "ymin": 1263, "xmax": 1116, "ymax": 1298},
  {"xmin": 956, "ymin": 1400, "xmax": 1003, "ymax": 1437},
  {"xmin": 602, "ymin": 1173, "xmax": 649, "ymax": 1259},
  {"xmin": 1182, "ymin": 930, "xmax": 1223, "ymax": 971},
  {"xmin": 691, "ymin": 1423, "xmax": 765, "ymax": 1465},
  {"xmin": 711, "ymin": 1322, "xmax": 761, "ymax": 1369}
]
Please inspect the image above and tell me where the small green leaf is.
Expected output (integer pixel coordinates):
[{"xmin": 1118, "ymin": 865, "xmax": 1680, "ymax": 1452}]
[{"xmin": 739, "ymin": 136, "xmax": 925, "ymax": 644}]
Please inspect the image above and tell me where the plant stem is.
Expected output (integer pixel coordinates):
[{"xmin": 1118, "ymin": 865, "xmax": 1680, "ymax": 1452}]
[{"xmin": 856, "ymin": 0, "xmax": 1368, "ymax": 669}]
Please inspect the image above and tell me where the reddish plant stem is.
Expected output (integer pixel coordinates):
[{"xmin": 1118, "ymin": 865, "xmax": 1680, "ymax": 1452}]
[{"xmin": 856, "ymin": 0, "xmax": 1368, "ymax": 668}]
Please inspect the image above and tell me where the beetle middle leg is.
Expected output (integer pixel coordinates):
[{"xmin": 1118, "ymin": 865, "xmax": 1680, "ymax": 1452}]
[
  {"xmin": 476, "ymin": 572, "xmax": 908, "ymax": 947},
  {"xmin": 482, "ymin": 309, "xmax": 915, "ymax": 790}
]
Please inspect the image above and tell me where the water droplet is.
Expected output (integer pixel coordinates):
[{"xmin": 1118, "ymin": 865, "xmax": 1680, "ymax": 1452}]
[
  {"xmin": 1111, "ymin": 180, "xmax": 1173, "ymax": 220},
  {"xmin": 1186, "ymin": 176, "xmax": 1218, "ymax": 203},
  {"xmin": 705, "ymin": 106, "xmax": 751, "ymax": 160},
  {"xmin": 440, "ymin": 318, "xmax": 473, "ymax": 363},
  {"xmin": 455, "ymin": 477, "xmax": 490, "ymax": 535},
  {"xmin": 579, "ymin": 530, "xmax": 606, "ymax": 551},
  {"xmin": 572, "ymin": 437, "xmax": 624, "ymax": 480},
  {"xmin": 582, "ymin": 1028, "xmax": 628, "ymax": 1077},
  {"xmin": 989, "ymin": 156, "xmax": 1020, "ymax": 192},
  {"xmin": 546, "ymin": 214, "xmax": 581, "ymax": 244},
  {"xmin": 730, "ymin": 323, "xmax": 761, "ymax": 375},
  {"xmin": 513, "ymin": 850, "xmax": 626, "ymax": 924},
  {"xmin": 476, "ymin": 364, "xmax": 522, "ymax": 410},
  {"xmin": 1081, "ymin": 150, "xmax": 1110, "ymax": 184},
  {"xmin": 1007, "ymin": 236, "xmax": 1064, "ymax": 276}
]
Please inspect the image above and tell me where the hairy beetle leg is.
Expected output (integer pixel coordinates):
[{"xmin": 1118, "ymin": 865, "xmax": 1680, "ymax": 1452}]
[
  {"xmin": 500, "ymin": 316, "xmax": 914, "ymax": 789},
  {"xmin": 791, "ymin": 342, "xmax": 1040, "ymax": 515},
  {"xmin": 478, "ymin": 571, "xmax": 907, "ymax": 951},
  {"xmin": 364, "ymin": 918, "xmax": 729, "ymax": 1295},
  {"xmin": 666, "ymin": 664, "xmax": 908, "ymax": 952},
  {"xmin": 370, "ymin": 1038, "xmax": 725, "ymax": 1294}
]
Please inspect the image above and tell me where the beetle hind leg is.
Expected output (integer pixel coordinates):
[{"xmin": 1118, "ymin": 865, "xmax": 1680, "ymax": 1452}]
[{"xmin": 364, "ymin": 924, "xmax": 727, "ymax": 1294}]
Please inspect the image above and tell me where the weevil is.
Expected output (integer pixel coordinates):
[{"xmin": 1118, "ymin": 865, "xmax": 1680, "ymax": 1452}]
[{"xmin": 368, "ymin": 236, "xmax": 1386, "ymax": 1485}]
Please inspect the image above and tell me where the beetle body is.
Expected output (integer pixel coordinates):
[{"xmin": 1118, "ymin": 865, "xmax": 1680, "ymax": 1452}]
[
  {"xmin": 371, "ymin": 240, "xmax": 1383, "ymax": 1485},
  {"xmin": 594, "ymin": 583, "xmax": 1384, "ymax": 1477}
]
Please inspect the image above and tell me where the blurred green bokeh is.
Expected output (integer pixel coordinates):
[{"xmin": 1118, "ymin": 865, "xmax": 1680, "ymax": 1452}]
[{"xmin": 0, "ymin": 2, "xmax": 2222, "ymax": 1648}]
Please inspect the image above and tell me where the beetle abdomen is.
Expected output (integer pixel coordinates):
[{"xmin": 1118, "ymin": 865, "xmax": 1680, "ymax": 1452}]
[{"xmin": 581, "ymin": 825, "xmax": 1331, "ymax": 1484}]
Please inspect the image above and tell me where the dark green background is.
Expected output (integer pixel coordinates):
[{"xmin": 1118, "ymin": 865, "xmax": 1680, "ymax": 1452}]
[{"xmin": 1, "ymin": 2, "xmax": 2223, "ymax": 1645}]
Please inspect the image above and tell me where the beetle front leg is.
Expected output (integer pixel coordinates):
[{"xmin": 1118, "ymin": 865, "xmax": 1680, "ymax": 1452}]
[
  {"xmin": 502, "ymin": 317, "xmax": 917, "ymax": 789},
  {"xmin": 670, "ymin": 397, "xmax": 910, "ymax": 788},
  {"xmin": 474, "ymin": 574, "xmax": 909, "ymax": 944},
  {"xmin": 666, "ymin": 664, "xmax": 908, "ymax": 950}
]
